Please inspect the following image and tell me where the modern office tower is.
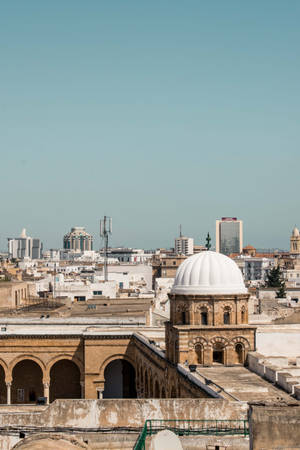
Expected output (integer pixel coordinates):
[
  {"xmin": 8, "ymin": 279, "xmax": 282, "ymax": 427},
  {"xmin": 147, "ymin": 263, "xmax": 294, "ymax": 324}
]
[
  {"xmin": 63, "ymin": 227, "xmax": 93, "ymax": 251},
  {"xmin": 8, "ymin": 229, "xmax": 43, "ymax": 259},
  {"xmin": 216, "ymin": 217, "xmax": 243, "ymax": 256}
]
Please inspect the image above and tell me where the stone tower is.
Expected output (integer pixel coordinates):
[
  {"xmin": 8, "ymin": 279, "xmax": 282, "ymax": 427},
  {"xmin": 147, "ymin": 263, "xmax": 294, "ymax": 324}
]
[
  {"xmin": 290, "ymin": 227, "xmax": 300, "ymax": 255},
  {"xmin": 166, "ymin": 251, "xmax": 256, "ymax": 366}
]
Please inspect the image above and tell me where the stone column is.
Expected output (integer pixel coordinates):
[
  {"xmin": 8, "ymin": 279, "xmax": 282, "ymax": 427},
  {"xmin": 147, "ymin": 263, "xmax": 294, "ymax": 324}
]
[
  {"xmin": 43, "ymin": 383, "xmax": 49, "ymax": 404},
  {"xmin": 97, "ymin": 388, "xmax": 104, "ymax": 399},
  {"xmin": 6, "ymin": 382, "xmax": 11, "ymax": 405},
  {"xmin": 226, "ymin": 345, "xmax": 235, "ymax": 366},
  {"xmin": 203, "ymin": 346, "xmax": 212, "ymax": 366}
]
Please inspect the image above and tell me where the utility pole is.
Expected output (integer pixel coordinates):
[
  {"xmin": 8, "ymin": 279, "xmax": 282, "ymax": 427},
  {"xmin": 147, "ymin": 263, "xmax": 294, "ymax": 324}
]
[{"xmin": 100, "ymin": 216, "xmax": 112, "ymax": 282}]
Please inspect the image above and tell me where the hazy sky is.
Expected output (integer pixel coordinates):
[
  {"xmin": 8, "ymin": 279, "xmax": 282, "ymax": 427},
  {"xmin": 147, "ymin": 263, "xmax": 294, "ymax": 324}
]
[{"xmin": 1, "ymin": 1, "xmax": 299, "ymax": 251}]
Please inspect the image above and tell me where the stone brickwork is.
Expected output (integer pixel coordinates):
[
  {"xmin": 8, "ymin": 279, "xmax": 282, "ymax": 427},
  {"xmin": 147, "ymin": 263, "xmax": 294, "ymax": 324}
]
[{"xmin": 167, "ymin": 293, "xmax": 256, "ymax": 366}]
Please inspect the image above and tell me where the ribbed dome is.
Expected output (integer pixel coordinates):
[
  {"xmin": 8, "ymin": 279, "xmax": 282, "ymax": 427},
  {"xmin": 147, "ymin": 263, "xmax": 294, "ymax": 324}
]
[
  {"xmin": 292, "ymin": 227, "xmax": 299, "ymax": 237},
  {"xmin": 171, "ymin": 251, "xmax": 247, "ymax": 295}
]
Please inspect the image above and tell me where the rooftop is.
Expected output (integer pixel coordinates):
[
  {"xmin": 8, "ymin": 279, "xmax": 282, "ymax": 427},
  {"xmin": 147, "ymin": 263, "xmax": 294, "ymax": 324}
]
[{"xmin": 192, "ymin": 366, "xmax": 298, "ymax": 403}]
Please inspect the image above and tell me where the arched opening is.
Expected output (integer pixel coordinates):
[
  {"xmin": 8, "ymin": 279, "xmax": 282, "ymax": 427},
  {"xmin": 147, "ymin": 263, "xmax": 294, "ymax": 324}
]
[
  {"xmin": 50, "ymin": 359, "xmax": 81, "ymax": 403},
  {"xmin": 103, "ymin": 359, "xmax": 136, "ymax": 399},
  {"xmin": 195, "ymin": 344, "xmax": 204, "ymax": 364},
  {"xmin": 223, "ymin": 308, "xmax": 231, "ymax": 325},
  {"xmin": 213, "ymin": 344, "xmax": 224, "ymax": 364},
  {"xmin": 12, "ymin": 360, "xmax": 43, "ymax": 404},
  {"xmin": 181, "ymin": 311, "xmax": 187, "ymax": 324},
  {"xmin": 235, "ymin": 343, "xmax": 244, "ymax": 364},
  {"xmin": 201, "ymin": 309, "xmax": 208, "ymax": 325},
  {"xmin": 161, "ymin": 386, "xmax": 166, "ymax": 398},
  {"xmin": 154, "ymin": 380, "xmax": 160, "ymax": 398},
  {"xmin": 0, "ymin": 365, "xmax": 6, "ymax": 404}
]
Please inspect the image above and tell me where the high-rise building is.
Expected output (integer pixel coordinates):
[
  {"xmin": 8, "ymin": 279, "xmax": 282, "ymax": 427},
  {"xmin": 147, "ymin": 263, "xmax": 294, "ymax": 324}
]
[
  {"xmin": 216, "ymin": 217, "xmax": 243, "ymax": 255},
  {"xmin": 8, "ymin": 229, "xmax": 43, "ymax": 259},
  {"xmin": 63, "ymin": 227, "xmax": 93, "ymax": 251},
  {"xmin": 175, "ymin": 236, "xmax": 194, "ymax": 256}
]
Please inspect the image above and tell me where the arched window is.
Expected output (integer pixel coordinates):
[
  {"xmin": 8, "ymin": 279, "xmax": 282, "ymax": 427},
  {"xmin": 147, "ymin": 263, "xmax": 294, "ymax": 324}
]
[
  {"xmin": 195, "ymin": 344, "xmax": 203, "ymax": 364},
  {"xmin": 235, "ymin": 343, "xmax": 244, "ymax": 364},
  {"xmin": 223, "ymin": 307, "xmax": 231, "ymax": 325},
  {"xmin": 200, "ymin": 309, "xmax": 208, "ymax": 325},
  {"xmin": 241, "ymin": 307, "xmax": 246, "ymax": 324},
  {"xmin": 181, "ymin": 311, "xmax": 186, "ymax": 324}
]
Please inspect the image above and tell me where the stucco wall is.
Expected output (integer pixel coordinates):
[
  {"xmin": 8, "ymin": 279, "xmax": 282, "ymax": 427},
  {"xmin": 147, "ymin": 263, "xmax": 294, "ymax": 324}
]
[{"xmin": 256, "ymin": 325, "xmax": 300, "ymax": 357}]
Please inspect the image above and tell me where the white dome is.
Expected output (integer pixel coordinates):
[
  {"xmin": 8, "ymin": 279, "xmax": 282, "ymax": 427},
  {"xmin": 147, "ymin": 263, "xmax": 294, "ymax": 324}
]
[
  {"xmin": 292, "ymin": 227, "xmax": 299, "ymax": 237},
  {"xmin": 171, "ymin": 251, "xmax": 247, "ymax": 295}
]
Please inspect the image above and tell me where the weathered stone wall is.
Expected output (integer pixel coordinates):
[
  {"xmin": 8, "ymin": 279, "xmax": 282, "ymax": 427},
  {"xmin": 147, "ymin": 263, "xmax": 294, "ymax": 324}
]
[
  {"xmin": 249, "ymin": 404, "xmax": 300, "ymax": 450},
  {"xmin": 0, "ymin": 398, "xmax": 249, "ymax": 448}
]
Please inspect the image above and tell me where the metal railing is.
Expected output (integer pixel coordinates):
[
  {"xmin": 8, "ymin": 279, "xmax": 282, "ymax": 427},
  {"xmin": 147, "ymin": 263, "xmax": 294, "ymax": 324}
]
[{"xmin": 134, "ymin": 419, "xmax": 249, "ymax": 450}]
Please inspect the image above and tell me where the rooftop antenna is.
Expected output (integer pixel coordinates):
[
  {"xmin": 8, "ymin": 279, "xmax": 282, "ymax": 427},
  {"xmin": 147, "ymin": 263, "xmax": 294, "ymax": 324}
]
[
  {"xmin": 100, "ymin": 216, "xmax": 112, "ymax": 282},
  {"xmin": 179, "ymin": 224, "xmax": 182, "ymax": 238}
]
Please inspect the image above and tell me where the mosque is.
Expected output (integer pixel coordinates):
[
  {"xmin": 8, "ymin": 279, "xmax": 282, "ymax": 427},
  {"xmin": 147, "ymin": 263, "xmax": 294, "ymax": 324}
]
[
  {"xmin": 0, "ymin": 251, "xmax": 257, "ymax": 403},
  {"xmin": 0, "ymin": 251, "xmax": 299, "ymax": 449}
]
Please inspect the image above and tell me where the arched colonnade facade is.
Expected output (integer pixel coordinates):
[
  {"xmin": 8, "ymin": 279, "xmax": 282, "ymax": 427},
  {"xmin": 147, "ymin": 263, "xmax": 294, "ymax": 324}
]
[
  {"xmin": 0, "ymin": 333, "xmax": 211, "ymax": 405},
  {"xmin": 188, "ymin": 335, "xmax": 250, "ymax": 366},
  {"xmin": 0, "ymin": 355, "xmax": 83, "ymax": 405}
]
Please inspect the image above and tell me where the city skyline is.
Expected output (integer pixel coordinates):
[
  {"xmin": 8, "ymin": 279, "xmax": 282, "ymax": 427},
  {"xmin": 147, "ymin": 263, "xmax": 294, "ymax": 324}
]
[
  {"xmin": 1, "ymin": 1, "xmax": 299, "ymax": 251},
  {"xmin": 0, "ymin": 218, "xmax": 293, "ymax": 253}
]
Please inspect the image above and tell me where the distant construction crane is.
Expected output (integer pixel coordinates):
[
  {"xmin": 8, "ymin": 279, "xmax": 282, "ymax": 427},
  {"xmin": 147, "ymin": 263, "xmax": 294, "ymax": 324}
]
[{"xmin": 100, "ymin": 216, "xmax": 112, "ymax": 282}]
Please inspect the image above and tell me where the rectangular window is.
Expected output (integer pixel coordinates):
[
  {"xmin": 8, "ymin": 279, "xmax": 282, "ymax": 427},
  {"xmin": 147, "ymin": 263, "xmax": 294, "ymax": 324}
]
[
  {"xmin": 74, "ymin": 296, "xmax": 86, "ymax": 302},
  {"xmin": 93, "ymin": 291, "xmax": 103, "ymax": 296}
]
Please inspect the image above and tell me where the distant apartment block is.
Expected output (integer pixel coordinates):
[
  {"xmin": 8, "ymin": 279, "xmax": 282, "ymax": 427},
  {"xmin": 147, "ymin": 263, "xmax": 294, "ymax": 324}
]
[
  {"xmin": 175, "ymin": 236, "xmax": 194, "ymax": 256},
  {"xmin": 8, "ymin": 229, "xmax": 42, "ymax": 260},
  {"xmin": 63, "ymin": 227, "xmax": 93, "ymax": 251},
  {"xmin": 216, "ymin": 217, "xmax": 243, "ymax": 256}
]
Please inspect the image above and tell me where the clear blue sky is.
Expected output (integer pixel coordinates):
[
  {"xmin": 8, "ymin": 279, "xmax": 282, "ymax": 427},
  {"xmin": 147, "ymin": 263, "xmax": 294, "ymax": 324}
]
[{"xmin": 0, "ymin": 1, "xmax": 299, "ymax": 250}]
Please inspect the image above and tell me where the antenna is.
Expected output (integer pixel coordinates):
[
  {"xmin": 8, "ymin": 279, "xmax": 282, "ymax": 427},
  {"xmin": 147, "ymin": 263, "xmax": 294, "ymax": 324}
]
[
  {"xmin": 179, "ymin": 224, "xmax": 182, "ymax": 238},
  {"xmin": 100, "ymin": 216, "xmax": 112, "ymax": 281}
]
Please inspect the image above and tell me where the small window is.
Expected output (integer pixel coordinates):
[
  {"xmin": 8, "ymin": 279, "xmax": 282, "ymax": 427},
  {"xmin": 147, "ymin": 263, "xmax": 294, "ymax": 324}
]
[
  {"xmin": 223, "ymin": 310, "xmax": 230, "ymax": 325},
  {"xmin": 201, "ymin": 311, "xmax": 208, "ymax": 325},
  {"xmin": 93, "ymin": 291, "xmax": 103, "ymax": 296}
]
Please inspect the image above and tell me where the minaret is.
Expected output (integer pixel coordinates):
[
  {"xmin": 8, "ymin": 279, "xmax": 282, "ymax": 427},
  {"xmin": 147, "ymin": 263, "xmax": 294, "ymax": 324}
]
[{"xmin": 290, "ymin": 227, "xmax": 300, "ymax": 255}]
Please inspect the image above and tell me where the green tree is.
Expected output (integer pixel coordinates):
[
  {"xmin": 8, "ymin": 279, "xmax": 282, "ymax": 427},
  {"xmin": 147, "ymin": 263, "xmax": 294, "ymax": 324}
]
[
  {"xmin": 265, "ymin": 266, "xmax": 282, "ymax": 288},
  {"xmin": 276, "ymin": 281, "xmax": 286, "ymax": 299},
  {"xmin": 266, "ymin": 266, "xmax": 286, "ymax": 298}
]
